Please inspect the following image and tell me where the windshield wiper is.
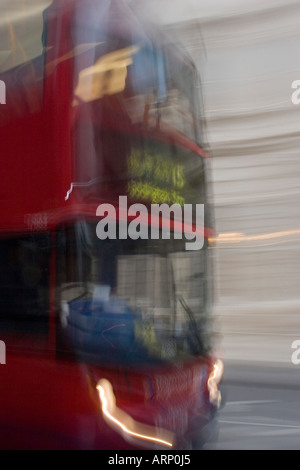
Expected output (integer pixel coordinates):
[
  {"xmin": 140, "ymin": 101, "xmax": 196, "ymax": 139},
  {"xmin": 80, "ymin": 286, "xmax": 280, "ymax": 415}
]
[
  {"xmin": 170, "ymin": 261, "xmax": 204, "ymax": 356},
  {"xmin": 177, "ymin": 295, "xmax": 204, "ymax": 355}
]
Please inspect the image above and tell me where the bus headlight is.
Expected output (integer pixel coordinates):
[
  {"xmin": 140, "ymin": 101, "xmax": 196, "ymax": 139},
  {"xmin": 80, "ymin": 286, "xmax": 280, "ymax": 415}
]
[
  {"xmin": 96, "ymin": 379, "xmax": 174, "ymax": 449},
  {"xmin": 207, "ymin": 359, "xmax": 224, "ymax": 408}
]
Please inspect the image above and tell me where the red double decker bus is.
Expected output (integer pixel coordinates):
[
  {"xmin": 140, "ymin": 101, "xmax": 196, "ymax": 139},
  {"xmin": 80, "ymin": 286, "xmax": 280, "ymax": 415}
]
[{"xmin": 0, "ymin": 0, "xmax": 223, "ymax": 450}]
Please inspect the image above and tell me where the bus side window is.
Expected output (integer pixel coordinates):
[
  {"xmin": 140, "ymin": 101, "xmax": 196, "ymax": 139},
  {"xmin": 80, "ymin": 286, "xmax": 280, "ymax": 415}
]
[{"xmin": 0, "ymin": 1, "xmax": 49, "ymax": 123}]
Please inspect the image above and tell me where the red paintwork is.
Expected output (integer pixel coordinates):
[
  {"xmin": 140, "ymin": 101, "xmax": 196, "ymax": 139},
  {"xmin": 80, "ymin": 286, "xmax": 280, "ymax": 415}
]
[{"xmin": 0, "ymin": 344, "xmax": 215, "ymax": 449}]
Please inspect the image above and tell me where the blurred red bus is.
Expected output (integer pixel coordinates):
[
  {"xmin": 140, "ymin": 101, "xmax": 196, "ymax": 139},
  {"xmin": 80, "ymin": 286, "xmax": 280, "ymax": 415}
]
[{"xmin": 0, "ymin": 0, "xmax": 223, "ymax": 450}]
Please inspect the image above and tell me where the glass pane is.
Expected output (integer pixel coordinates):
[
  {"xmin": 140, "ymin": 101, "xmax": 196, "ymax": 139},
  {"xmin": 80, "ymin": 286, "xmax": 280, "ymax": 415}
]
[
  {"xmin": 0, "ymin": 0, "xmax": 52, "ymax": 123},
  {"xmin": 0, "ymin": 233, "xmax": 51, "ymax": 347},
  {"xmin": 0, "ymin": 0, "xmax": 51, "ymax": 73},
  {"xmin": 56, "ymin": 221, "xmax": 210, "ymax": 366}
]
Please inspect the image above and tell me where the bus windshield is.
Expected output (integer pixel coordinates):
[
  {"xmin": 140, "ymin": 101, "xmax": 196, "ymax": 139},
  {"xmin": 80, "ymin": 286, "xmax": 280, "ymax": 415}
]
[
  {"xmin": 56, "ymin": 221, "xmax": 211, "ymax": 365},
  {"xmin": 71, "ymin": 2, "xmax": 202, "ymax": 146}
]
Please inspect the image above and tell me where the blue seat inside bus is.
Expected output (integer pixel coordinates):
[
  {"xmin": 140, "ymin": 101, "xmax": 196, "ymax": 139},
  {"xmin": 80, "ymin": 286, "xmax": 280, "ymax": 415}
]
[{"xmin": 67, "ymin": 297, "xmax": 136, "ymax": 352}]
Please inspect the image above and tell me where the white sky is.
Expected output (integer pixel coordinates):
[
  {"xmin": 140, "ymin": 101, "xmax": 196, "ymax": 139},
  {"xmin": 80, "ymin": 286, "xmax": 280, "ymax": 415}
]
[{"xmin": 133, "ymin": 0, "xmax": 300, "ymax": 23}]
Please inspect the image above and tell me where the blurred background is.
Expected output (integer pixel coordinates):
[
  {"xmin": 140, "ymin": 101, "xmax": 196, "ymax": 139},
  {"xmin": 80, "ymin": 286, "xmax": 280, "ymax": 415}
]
[{"xmin": 134, "ymin": 0, "xmax": 300, "ymax": 449}]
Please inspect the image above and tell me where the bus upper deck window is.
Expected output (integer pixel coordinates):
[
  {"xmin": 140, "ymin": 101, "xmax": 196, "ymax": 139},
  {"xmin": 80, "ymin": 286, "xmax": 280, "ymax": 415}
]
[{"xmin": 0, "ymin": 0, "xmax": 51, "ymax": 121}]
